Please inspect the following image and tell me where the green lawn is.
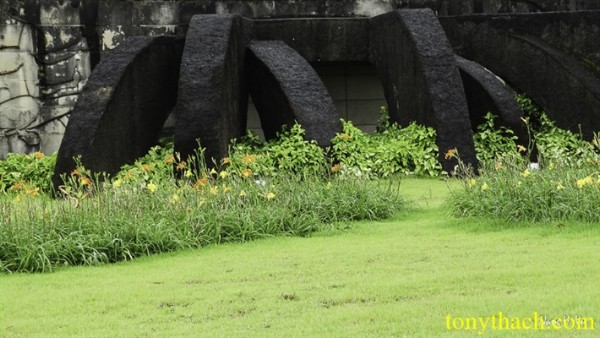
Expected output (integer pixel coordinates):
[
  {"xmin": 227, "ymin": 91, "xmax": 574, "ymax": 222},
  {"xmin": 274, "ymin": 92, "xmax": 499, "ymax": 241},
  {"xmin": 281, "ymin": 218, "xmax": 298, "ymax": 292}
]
[{"xmin": 2, "ymin": 178, "xmax": 599, "ymax": 337}]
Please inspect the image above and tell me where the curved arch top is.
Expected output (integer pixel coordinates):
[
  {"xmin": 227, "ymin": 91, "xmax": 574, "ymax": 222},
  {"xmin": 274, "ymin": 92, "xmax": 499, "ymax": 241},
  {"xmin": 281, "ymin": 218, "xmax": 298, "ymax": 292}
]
[
  {"xmin": 442, "ymin": 13, "xmax": 600, "ymax": 139},
  {"xmin": 369, "ymin": 9, "xmax": 477, "ymax": 172},
  {"xmin": 246, "ymin": 40, "xmax": 341, "ymax": 147},
  {"xmin": 174, "ymin": 14, "xmax": 254, "ymax": 164},
  {"xmin": 52, "ymin": 36, "xmax": 183, "ymax": 189}
]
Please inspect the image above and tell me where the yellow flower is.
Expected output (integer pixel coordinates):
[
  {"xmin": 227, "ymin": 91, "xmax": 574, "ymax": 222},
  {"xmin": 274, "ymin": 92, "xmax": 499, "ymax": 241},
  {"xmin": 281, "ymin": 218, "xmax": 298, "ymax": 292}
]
[
  {"xmin": 170, "ymin": 194, "xmax": 180, "ymax": 204},
  {"xmin": 176, "ymin": 161, "xmax": 186, "ymax": 170},
  {"xmin": 79, "ymin": 176, "xmax": 92, "ymax": 186},
  {"xmin": 222, "ymin": 185, "xmax": 231, "ymax": 193},
  {"xmin": 481, "ymin": 183, "xmax": 489, "ymax": 191},
  {"xmin": 209, "ymin": 168, "xmax": 218, "ymax": 176},
  {"xmin": 266, "ymin": 192, "xmax": 276, "ymax": 200},
  {"xmin": 34, "ymin": 151, "xmax": 45, "ymax": 159},
  {"xmin": 199, "ymin": 198, "xmax": 206, "ymax": 207},
  {"xmin": 467, "ymin": 179, "xmax": 476, "ymax": 187},
  {"xmin": 577, "ymin": 176, "xmax": 594, "ymax": 189},
  {"xmin": 444, "ymin": 148, "xmax": 457, "ymax": 160},
  {"xmin": 340, "ymin": 133, "xmax": 351, "ymax": 141},
  {"xmin": 521, "ymin": 169, "xmax": 530, "ymax": 178},
  {"xmin": 239, "ymin": 190, "xmax": 247, "ymax": 197},
  {"xmin": 70, "ymin": 168, "xmax": 80, "ymax": 176},
  {"xmin": 331, "ymin": 163, "xmax": 341, "ymax": 174},
  {"xmin": 13, "ymin": 195, "xmax": 21, "ymax": 203},
  {"xmin": 184, "ymin": 170, "xmax": 193, "ymax": 178},
  {"xmin": 219, "ymin": 171, "xmax": 229, "ymax": 179},
  {"xmin": 140, "ymin": 164, "xmax": 151, "ymax": 172},
  {"xmin": 517, "ymin": 145, "xmax": 527, "ymax": 153},
  {"xmin": 147, "ymin": 182, "xmax": 158, "ymax": 192},
  {"xmin": 210, "ymin": 186, "xmax": 219, "ymax": 195},
  {"xmin": 556, "ymin": 183, "xmax": 565, "ymax": 191},
  {"xmin": 242, "ymin": 155, "xmax": 255, "ymax": 164},
  {"xmin": 112, "ymin": 179, "xmax": 122, "ymax": 188},
  {"xmin": 548, "ymin": 162, "xmax": 556, "ymax": 170},
  {"xmin": 242, "ymin": 168, "xmax": 253, "ymax": 178},
  {"xmin": 164, "ymin": 155, "xmax": 175, "ymax": 164},
  {"xmin": 222, "ymin": 157, "xmax": 231, "ymax": 165},
  {"xmin": 494, "ymin": 162, "xmax": 503, "ymax": 170}
]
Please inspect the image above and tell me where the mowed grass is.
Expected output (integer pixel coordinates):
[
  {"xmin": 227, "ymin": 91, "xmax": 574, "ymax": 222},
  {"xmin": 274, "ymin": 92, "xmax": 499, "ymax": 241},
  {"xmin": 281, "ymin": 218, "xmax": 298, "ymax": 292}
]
[{"xmin": 2, "ymin": 178, "xmax": 600, "ymax": 337}]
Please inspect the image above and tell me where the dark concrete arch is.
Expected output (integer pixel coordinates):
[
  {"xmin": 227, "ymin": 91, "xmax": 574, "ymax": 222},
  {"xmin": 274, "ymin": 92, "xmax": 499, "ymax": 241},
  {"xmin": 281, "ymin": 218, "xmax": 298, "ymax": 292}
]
[
  {"xmin": 246, "ymin": 40, "xmax": 341, "ymax": 146},
  {"xmin": 442, "ymin": 12, "xmax": 600, "ymax": 139},
  {"xmin": 455, "ymin": 55, "xmax": 528, "ymax": 148},
  {"xmin": 369, "ymin": 9, "xmax": 477, "ymax": 173},
  {"xmin": 52, "ymin": 36, "xmax": 183, "ymax": 189},
  {"xmin": 174, "ymin": 14, "xmax": 253, "ymax": 165}
]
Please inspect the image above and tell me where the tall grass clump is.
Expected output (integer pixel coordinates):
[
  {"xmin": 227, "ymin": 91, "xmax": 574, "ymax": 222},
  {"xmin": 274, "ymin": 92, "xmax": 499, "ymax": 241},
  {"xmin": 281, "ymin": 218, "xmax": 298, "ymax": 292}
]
[
  {"xmin": 449, "ymin": 96, "xmax": 600, "ymax": 223},
  {"xmin": 0, "ymin": 125, "xmax": 404, "ymax": 273}
]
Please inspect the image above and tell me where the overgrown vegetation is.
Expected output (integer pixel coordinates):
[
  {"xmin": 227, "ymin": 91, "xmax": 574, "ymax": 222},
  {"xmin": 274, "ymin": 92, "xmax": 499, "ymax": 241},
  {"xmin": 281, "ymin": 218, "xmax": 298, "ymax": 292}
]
[
  {"xmin": 1, "ymin": 119, "xmax": 419, "ymax": 273},
  {"xmin": 450, "ymin": 95, "xmax": 600, "ymax": 222},
  {"xmin": 4, "ymin": 100, "xmax": 600, "ymax": 272}
]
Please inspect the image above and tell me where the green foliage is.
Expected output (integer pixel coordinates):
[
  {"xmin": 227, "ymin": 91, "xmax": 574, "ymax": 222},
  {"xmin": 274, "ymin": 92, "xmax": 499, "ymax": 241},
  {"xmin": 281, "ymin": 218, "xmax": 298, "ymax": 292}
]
[
  {"xmin": 515, "ymin": 94, "xmax": 600, "ymax": 167},
  {"xmin": 331, "ymin": 119, "xmax": 441, "ymax": 177},
  {"xmin": 229, "ymin": 124, "xmax": 328, "ymax": 178},
  {"xmin": 0, "ymin": 170, "xmax": 402, "ymax": 273},
  {"xmin": 449, "ymin": 154, "xmax": 600, "ymax": 222},
  {"xmin": 473, "ymin": 112, "xmax": 519, "ymax": 164},
  {"xmin": 0, "ymin": 152, "xmax": 56, "ymax": 195}
]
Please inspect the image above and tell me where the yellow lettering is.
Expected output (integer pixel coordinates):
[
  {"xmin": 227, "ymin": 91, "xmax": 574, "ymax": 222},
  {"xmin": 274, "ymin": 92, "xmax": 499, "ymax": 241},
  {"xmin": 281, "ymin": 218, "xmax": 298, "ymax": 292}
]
[
  {"xmin": 534, "ymin": 312, "xmax": 545, "ymax": 330},
  {"xmin": 578, "ymin": 318, "xmax": 595, "ymax": 330},
  {"xmin": 498, "ymin": 312, "xmax": 509, "ymax": 330},
  {"xmin": 523, "ymin": 317, "xmax": 532, "ymax": 330},
  {"xmin": 564, "ymin": 317, "xmax": 575, "ymax": 330},
  {"xmin": 446, "ymin": 315, "xmax": 452, "ymax": 330},
  {"xmin": 478, "ymin": 316, "xmax": 489, "ymax": 335},
  {"xmin": 511, "ymin": 317, "xmax": 521, "ymax": 330},
  {"xmin": 465, "ymin": 317, "xmax": 477, "ymax": 330},
  {"xmin": 453, "ymin": 318, "xmax": 464, "ymax": 330}
]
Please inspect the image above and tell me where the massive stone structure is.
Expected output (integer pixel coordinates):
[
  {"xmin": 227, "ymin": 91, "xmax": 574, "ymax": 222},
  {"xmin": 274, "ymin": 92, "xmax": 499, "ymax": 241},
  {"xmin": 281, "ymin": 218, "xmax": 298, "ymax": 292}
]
[
  {"xmin": 246, "ymin": 40, "xmax": 341, "ymax": 147},
  {"xmin": 1, "ymin": 0, "xmax": 599, "ymax": 182},
  {"xmin": 52, "ymin": 36, "xmax": 183, "ymax": 188}
]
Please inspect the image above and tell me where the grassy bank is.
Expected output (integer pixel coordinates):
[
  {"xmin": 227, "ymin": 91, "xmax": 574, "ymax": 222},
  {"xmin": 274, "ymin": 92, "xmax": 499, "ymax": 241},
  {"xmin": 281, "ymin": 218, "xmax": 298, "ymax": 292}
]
[{"xmin": 2, "ymin": 178, "xmax": 599, "ymax": 337}]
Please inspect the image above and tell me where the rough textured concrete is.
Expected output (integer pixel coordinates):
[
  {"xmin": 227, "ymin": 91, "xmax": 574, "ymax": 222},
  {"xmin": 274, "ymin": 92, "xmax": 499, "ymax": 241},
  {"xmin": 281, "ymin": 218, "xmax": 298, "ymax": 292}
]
[
  {"xmin": 442, "ymin": 12, "xmax": 600, "ymax": 139},
  {"xmin": 174, "ymin": 14, "xmax": 253, "ymax": 165},
  {"xmin": 53, "ymin": 36, "xmax": 183, "ymax": 189},
  {"xmin": 253, "ymin": 18, "xmax": 370, "ymax": 62},
  {"xmin": 246, "ymin": 40, "xmax": 341, "ymax": 146},
  {"xmin": 370, "ymin": 9, "xmax": 477, "ymax": 173},
  {"xmin": 455, "ymin": 55, "xmax": 528, "ymax": 148}
]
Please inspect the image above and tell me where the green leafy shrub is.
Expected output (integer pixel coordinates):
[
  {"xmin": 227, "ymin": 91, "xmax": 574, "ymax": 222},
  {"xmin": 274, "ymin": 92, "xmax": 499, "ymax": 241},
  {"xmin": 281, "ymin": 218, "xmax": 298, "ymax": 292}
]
[
  {"xmin": 331, "ymin": 119, "xmax": 440, "ymax": 178},
  {"xmin": 516, "ymin": 95, "xmax": 600, "ymax": 168},
  {"xmin": 450, "ymin": 95, "xmax": 600, "ymax": 222},
  {"xmin": 473, "ymin": 112, "xmax": 520, "ymax": 164},
  {"xmin": 228, "ymin": 124, "xmax": 328, "ymax": 178},
  {"xmin": 0, "ymin": 152, "xmax": 56, "ymax": 195}
]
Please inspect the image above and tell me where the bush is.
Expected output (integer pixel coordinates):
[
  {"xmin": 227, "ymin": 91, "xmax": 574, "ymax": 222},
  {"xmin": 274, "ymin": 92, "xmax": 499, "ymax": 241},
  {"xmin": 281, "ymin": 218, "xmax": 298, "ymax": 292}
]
[
  {"xmin": 0, "ymin": 124, "xmax": 408, "ymax": 273},
  {"xmin": 450, "ymin": 96, "xmax": 600, "ymax": 222},
  {"xmin": 331, "ymin": 118, "xmax": 440, "ymax": 178},
  {"xmin": 0, "ymin": 168, "xmax": 403, "ymax": 273},
  {"xmin": 0, "ymin": 152, "xmax": 56, "ymax": 195}
]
